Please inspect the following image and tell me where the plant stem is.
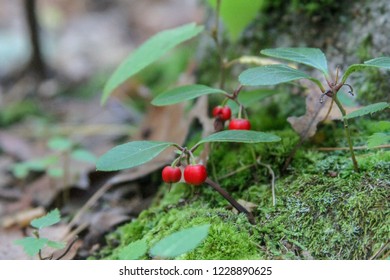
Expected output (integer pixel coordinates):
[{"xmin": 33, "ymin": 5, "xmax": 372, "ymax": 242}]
[
  {"xmin": 256, "ymin": 160, "xmax": 276, "ymax": 207},
  {"xmin": 212, "ymin": 0, "xmax": 227, "ymax": 89},
  {"xmin": 62, "ymin": 151, "xmax": 70, "ymax": 204},
  {"xmin": 205, "ymin": 177, "xmax": 255, "ymax": 224},
  {"xmin": 333, "ymin": 96, "xmax": 359, "ymax": 172},
  {"xmin": 316, "ymin": 144, "xmax": 390, "ymax": 151}
]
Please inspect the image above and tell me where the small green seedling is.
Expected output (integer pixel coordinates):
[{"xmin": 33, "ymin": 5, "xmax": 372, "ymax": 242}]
[
  {"xmin": 14, "ymin": 209, "xmax": 67, "ymax": 259},
  {"xmin": 12, "ymin": 136, "xmax": 97, "ymax": 181},
  {"xmin": 118, "ymin": 224, "xmax": 210, "ymax": 260},
  {"xmin": 239, "ymin": 47, "xmax": 390, "ymax": 172}
]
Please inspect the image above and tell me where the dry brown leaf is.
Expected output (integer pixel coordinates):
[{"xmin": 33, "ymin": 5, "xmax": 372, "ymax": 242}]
[
  {"xmin": 1, "ymin": 206, "xmax": 45, "ymax": 228},
  {"xmin": 232, "ymin": 199, "xmax": 258, "ymax": 215},
  {"xmin": 0, "ymin": 227, "xmax": 27, "ymax": 260},
  {"xmin": 287, "ymin": 83, "xmax": 360, "ymax": 139},
  {"xmin": 0, "ymin": 132, "xmax": 38, "ymax": 160}
]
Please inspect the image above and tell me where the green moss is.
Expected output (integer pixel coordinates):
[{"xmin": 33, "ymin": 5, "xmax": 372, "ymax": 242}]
[
  {"xmin": 98, "ymin": 206, "xmax": 260, "ymax": 260},
  {"xmin": 96, "ymin": 121, "xmax": 389, "ymax": 260}
]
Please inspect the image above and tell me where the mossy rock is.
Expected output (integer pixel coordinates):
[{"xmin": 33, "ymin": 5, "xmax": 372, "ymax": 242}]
[{"xmin": 95, "ymin": 132, "xmax": 389, "ymax": 260}]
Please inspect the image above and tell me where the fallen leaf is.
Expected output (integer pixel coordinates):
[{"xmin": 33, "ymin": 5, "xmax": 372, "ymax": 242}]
[
  {"xmin": 0, "ymin": 132, "xmax": 37, "ymax": 160},
  {"xmin": 231, "ymin": 199, "xmax": 257, "ymax": 215},
  {"xmin": 1, "ymin": 206, "xmax": 46, "ymax": 228},
  {"xmin": 287, "ymin": 82, "xmax": 360, "ymax": 139},
  {"xmin": 0, "ymin": 227, "xmax": 27, "ymax": 260}
]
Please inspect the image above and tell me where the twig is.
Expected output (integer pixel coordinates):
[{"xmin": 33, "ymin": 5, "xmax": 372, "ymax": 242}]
[
  {"xmin": 316, "ymin": 144, "xmax": 390, "ymax": 151},
  {"xmin": 24, "ymin": 0, "xmax": 46, "ymax": 79},
  {"xmin": 217, "ymin": 163, "xmax": 257, "ymax": 180},
  {"xmin": 63, "ymin": 222, "xmax": 89, "ymax": 242},
  {"xmin": 55, "ymin": 236, "xmax": 79, "ymax": 260},
  {"xmin": 256, "ymin": 159, "xmax": 276, "ymax": 207},
  {"xmin": 205, "ymin": 177, "xmax": 255, "ymax": 224},
  {"xmin": 369, "ymin": 240, "xmax": 390, "ymax": 260}
]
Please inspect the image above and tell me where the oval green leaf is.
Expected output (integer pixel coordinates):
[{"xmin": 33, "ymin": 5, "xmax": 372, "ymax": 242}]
[
  {"xmin": 151, "ymin": 84, "xmax": 227, "ymax": 106},
  {"xmin": 207, "ymin": 0, "xmax": 264, "ymax": 42},
  {"xmin": 96, "ymin": 141, "xmax": 174, "ymax": 171},
  {"xmin": 343, "ymin": 102, "xmax": 389, "ymax": 120},
  {"xmin": 102, "ymin": 23, "xmax": 204, "ymax": 104},
  {"xmin": 261, "ymin": 48, "xmax": 329, "ymax": 75},
  {"xmin": 227, "ymin": 89, "xmax": 282, "ymax": 114},
  {"xmin": 48, "ymin": 137, "xmax": 73, "ymax": 151},
  {"xmin": 150, "ymin": 224, "xmax": 210, "ymax": 258},
  {"xmin": 342, "ymin": 57, "xmax": 390, "ymax": 83},
  {"xmin": 71, "ymin": 149, "xmax": 97, "ymax": 164},
  {"xmin": 31, "ymin": 208, "xmax": 61, "ymax": 229},
  {"xmin": 239, "ymin": 64, "xmax": 311, "ymax": 86},
  {"xmin": 197, "ymin": 130, "xmax": 281, "ymax": 145},
  {"xmin": 118, "ymin": 239, "xmax": 148, "ymax": 260},
  {"xmin": 364, "ymin": 57, "xmax": 390, "ymax": 69}
]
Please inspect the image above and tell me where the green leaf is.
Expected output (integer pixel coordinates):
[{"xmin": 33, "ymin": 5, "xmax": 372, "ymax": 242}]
[
  {"xmin": 31, "ymin": 208, "xmax": 61, "ymax": 229},
  {"xmin": 227, "ymin": 89, "xmax": 281, "ymax": 114},
  {"xmin": 47, "ymin": 167, "xmax": 64, "ymax": 178},
  {"xmin": 150, "ymin": 224, "xmax": 210, "ymax": 258},
  {"xmin": 102, "ymin": 23, "xmax": 204, "ymax": 104},
  {"xmin": 261, "ymin": 48, "xmax": 329, "ymax": 75},
  {"xmin": 207, "ymin": 0, "xmax": 264, "ymax": 42},
  {"xmin": 239, "ymin": 64, "xmax": 311, "ymax": 86},
  {"xmin": 70, "ymin": 149, "xmax": 97, "ymax": 164},
  {"xmin": 196, "ymin": 130, "xmax": 281, "ymax": 145},
  {"xmin": 364, "ymin": 57, "xmax": 390, "ymax": 69},
  {"xmin": 343, "ymin": 102, "xmax": 389, "ymax": 120},
  {"xmin": 151, "ymin": 84, "xmax": 227, "ymax": 106},
  {"xmin": 341, "ymin": 57, "xmax": 390, "ymax": 83},
  {"xmin": 337, "ymin": 90, "xmax": 359, "ymax": 107},
  {"xmin": 96, "ymin": 141, "xmax": 174, "ymax": 171},
  {"xmin": 375, "ymin": 121, "xmax": 390, "ymax": 131},
  {"xmin": 118, "ymin": 239, "xmax": 148, "ymax": 260},
  {"xmin": 46, "ymin": 240, "xmax": 66, "ymax": 250},
  {"xmin": 367, "ymin": 133, "xmax": 390, "ymax": 149},
  {"xmin": 238, "ymin": 89, "xmax": 281, "ymax": 106},
  {"xmin": 48, "ymin": 137, "xmax": 73, "ymax": 151},
  {"xmin": 25, "ymin": 155, "xmax": 59, "ymax": 171},
  {"xmin": 14, "ymin": 237, "xmax": 48, "ymax": 257},
  {"xmin": 12, "ymin": 163, "xmax": 29, "ymax": 179}
]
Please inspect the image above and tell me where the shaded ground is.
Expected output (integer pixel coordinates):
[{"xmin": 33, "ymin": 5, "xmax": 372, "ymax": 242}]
[{"xmin": 0, "ymin": 0, "xmax": 202, "ymax": 260}]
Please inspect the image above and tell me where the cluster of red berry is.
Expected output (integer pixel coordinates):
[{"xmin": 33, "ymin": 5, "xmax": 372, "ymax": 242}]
[
  {"xmin": 160, "ymin": 105, "xmax": 251, "ymax": 186},
  {"xmin": 212, "ymin": 105, "xmax": 251, "ymax": 130},
  {"xmin": 162, "ymin": 164, "xmax": 207, "ymax": 185}
]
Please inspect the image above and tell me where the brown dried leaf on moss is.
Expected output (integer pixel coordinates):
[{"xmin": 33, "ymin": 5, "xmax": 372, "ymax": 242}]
[{"xmin": 287, "ymin": 83, "xmax": 360, "ymax": 139}]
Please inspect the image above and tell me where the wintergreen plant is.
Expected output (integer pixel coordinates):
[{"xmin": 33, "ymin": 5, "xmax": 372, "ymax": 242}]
[
  {"xmin": 239, "ymin": 47, "xmax": 390, "ymax": 172},
  {"xmin": 12, "ymin": 136, "xmax": 97, "ymax": 180},
  {"xmin": 14, "ymin": 209, "xmax": 66, "ymax": 259}
]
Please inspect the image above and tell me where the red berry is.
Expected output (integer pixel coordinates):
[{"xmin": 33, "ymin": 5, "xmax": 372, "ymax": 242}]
[
  {"xmin": 212, "ymin": 106, "xmax": 231, "ymax": 121},
  {"xmin": 184, "ymin": 164, "xmax": 207, "ymax": 185},
  {"xmin": 162, "ymin": 166, "xmax": 182, "ymax": 183},
  {"xmin": 212, "ymin": 106, "xmax": 223, "ymax": 117},
  {"xmin": 228, "ymin": 118, "xmax": 251, "ymax": 130}
]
